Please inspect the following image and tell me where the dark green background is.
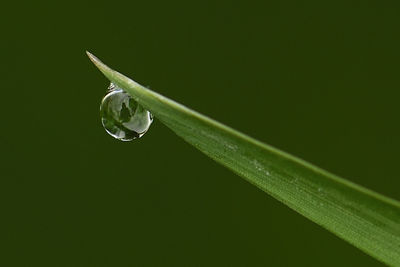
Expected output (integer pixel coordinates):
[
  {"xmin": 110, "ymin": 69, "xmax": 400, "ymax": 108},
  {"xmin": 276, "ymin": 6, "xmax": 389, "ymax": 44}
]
[{"xmin": 2, "ymin": 1, "xmax": 400, "ymax": 266}]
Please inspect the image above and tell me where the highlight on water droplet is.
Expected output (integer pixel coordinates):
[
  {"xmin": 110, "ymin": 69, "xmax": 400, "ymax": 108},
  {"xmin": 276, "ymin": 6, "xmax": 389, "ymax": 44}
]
[{"xmin": 100, "ymin": 83, "xmax": 153, "ymax": 141}]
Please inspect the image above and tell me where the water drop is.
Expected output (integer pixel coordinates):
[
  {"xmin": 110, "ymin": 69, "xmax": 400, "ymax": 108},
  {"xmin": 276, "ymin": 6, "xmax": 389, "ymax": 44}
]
[{"xmin": 100, "ymin": 83, "xmax": 153, "ymax": 141}]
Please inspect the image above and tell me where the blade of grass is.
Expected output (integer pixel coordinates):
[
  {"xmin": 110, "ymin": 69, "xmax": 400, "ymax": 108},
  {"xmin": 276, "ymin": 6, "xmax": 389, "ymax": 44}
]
[{"xmin": 87, "ymin": 52, "xmax": 400, "ymax": 265}]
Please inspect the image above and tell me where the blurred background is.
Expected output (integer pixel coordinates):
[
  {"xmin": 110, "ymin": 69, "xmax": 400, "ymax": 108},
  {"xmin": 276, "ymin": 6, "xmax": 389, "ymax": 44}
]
[{"xmin": 2, "ymin": 1, "xmax": 400, "ymax": 266}]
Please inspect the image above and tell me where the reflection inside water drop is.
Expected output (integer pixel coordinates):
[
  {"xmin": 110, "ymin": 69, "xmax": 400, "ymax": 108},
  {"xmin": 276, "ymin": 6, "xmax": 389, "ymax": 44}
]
[{"xmin": 100, "ymin": 83, "xmax": 153, "ymax": 141}]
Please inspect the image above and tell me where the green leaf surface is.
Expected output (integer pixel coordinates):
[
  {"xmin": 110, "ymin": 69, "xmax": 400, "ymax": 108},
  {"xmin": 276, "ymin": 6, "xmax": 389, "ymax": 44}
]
[{"xmin": 87, "ymin": 52, "xmax": 400, "ymax": 266}]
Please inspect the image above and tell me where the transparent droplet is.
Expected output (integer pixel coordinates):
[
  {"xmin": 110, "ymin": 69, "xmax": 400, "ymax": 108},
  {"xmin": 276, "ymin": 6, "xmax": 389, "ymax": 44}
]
[{"xmin": 100, "ymin": 83, "xmax": 153, "ymax": 141}]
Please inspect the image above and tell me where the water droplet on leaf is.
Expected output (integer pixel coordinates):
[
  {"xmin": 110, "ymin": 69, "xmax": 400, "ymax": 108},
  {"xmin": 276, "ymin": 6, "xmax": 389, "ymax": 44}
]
[{"xmin": 100, "ymin": 83, "xmax": 153, "ymax": 141}]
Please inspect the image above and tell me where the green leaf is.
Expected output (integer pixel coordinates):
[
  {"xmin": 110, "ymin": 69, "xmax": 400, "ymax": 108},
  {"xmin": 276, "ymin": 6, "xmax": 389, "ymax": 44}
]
[{"xmin": 87, "ymin": 52, "xmax": 400, "ymax": 266}]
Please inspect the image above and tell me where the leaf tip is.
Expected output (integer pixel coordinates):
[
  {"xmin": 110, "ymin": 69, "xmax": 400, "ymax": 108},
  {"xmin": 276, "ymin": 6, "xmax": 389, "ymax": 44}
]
[
  {"xmin": 86, "ymin": 51, "xmax": 101, "ymax": 66},
  {"xmin": 86, "ymin": 51, "xmax": 115, "ymax": 80}
]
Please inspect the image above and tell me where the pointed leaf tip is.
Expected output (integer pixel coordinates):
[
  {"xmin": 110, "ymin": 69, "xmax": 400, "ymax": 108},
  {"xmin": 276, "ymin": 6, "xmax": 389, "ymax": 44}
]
[{"xmin": 86, "ymin": 51, "xmax": 99, "ymax": 64}]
